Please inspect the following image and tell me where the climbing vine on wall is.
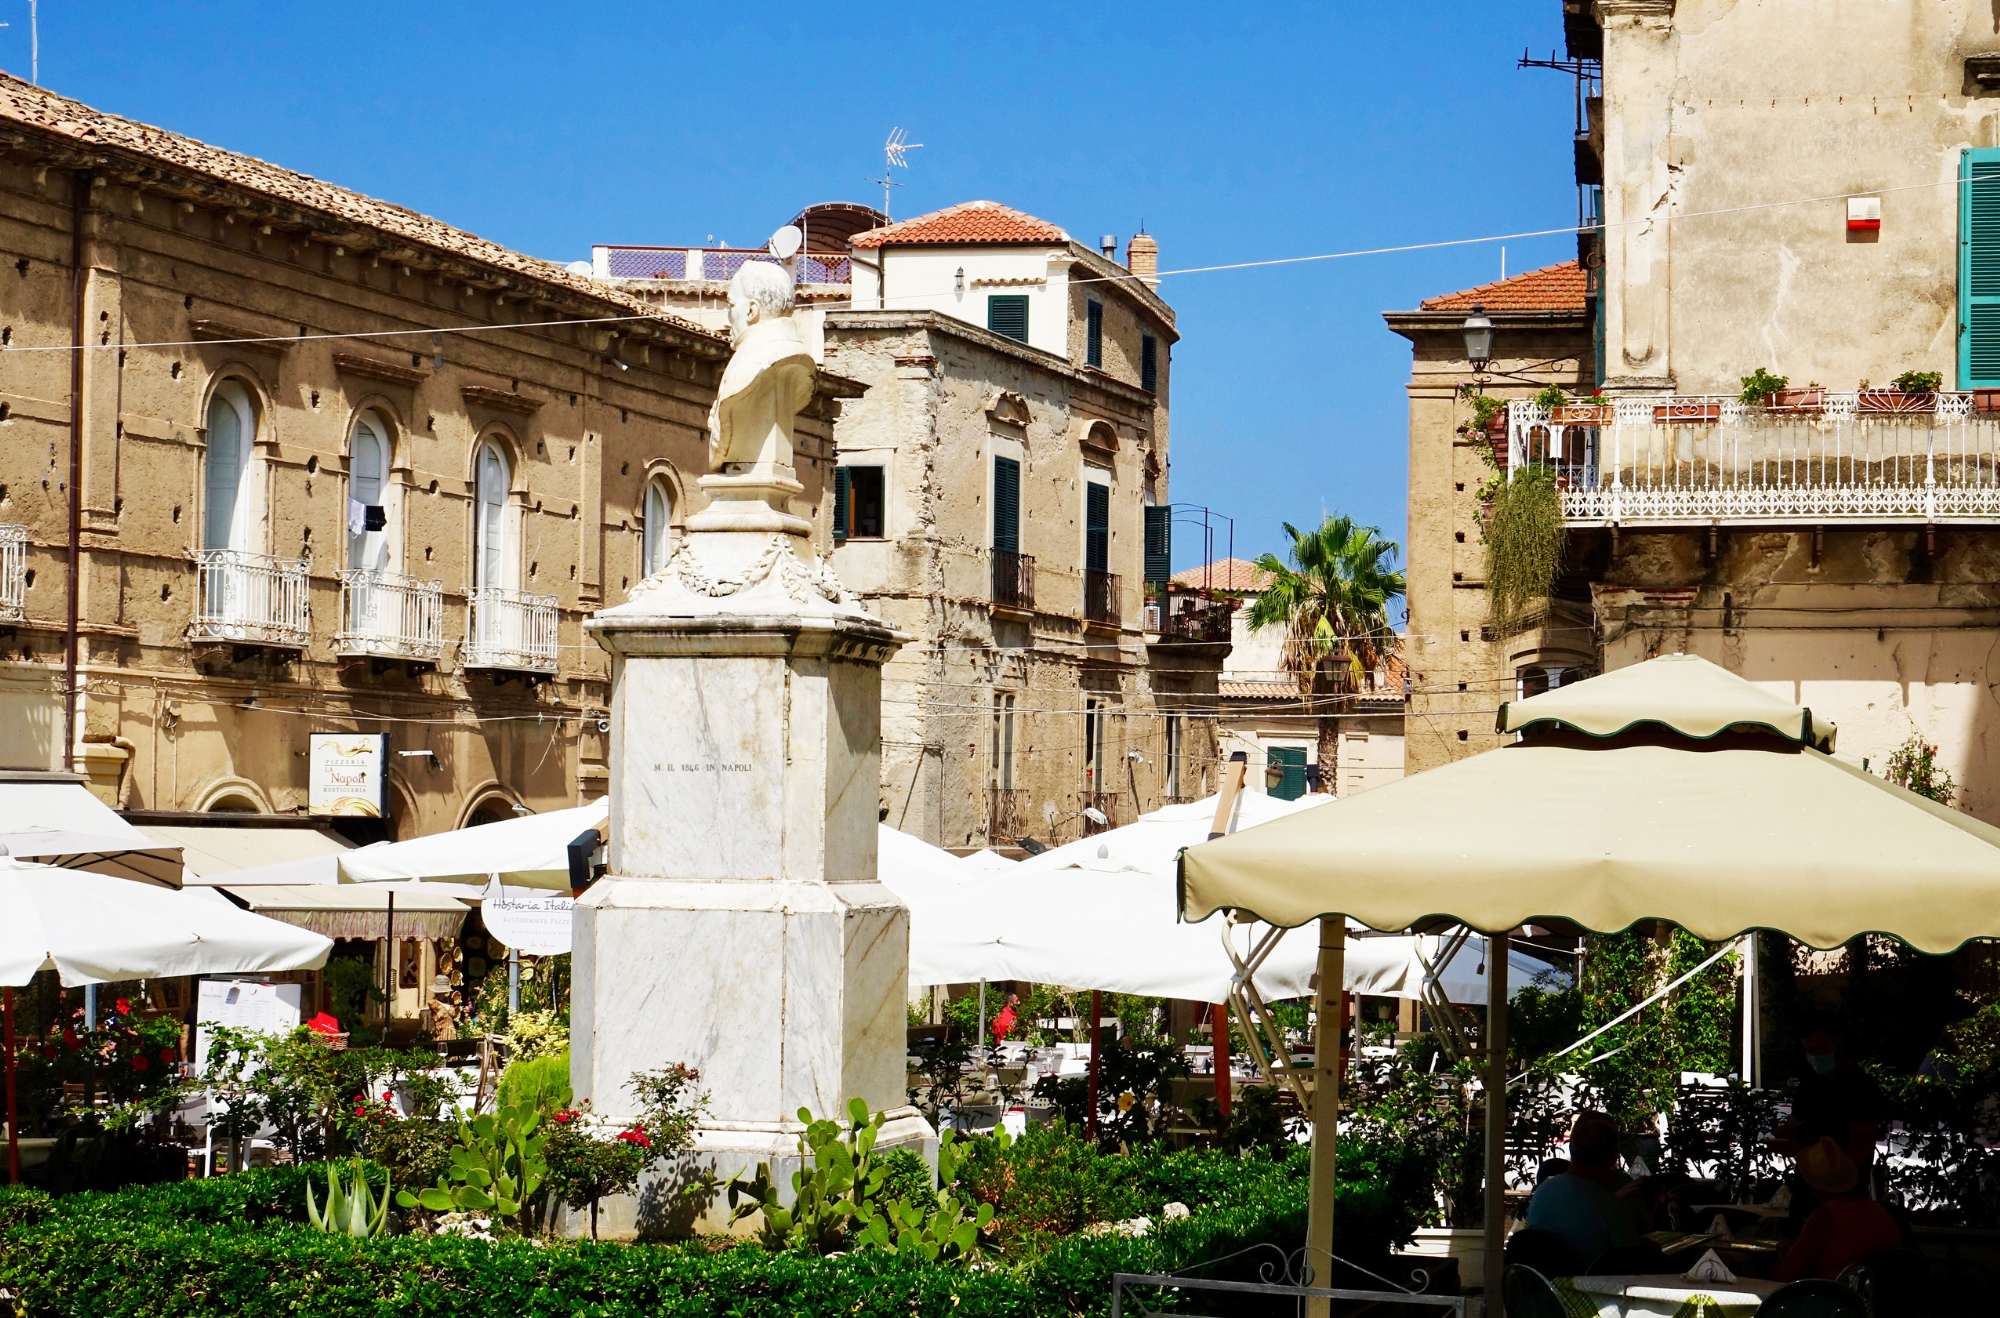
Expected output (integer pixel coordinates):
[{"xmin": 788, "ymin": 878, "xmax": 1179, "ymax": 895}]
[{"xmin": 1483, "ymin": 465, "xmax": 1565, "ymax": 628}]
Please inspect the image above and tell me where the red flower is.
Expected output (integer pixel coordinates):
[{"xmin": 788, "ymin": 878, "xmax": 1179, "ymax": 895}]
[
  {"xmin": 131, "ymin": 1055, "xmax": 148, "ymax": 1071},
  {"xmin": 551, "ymin": 1109, "xmax": 578, "ymax": 1124},
  {"xmin": 115, "ymin": 998, "xmax": 131, "ymax": 1016},
  {"xmin": 61, "ymin": 1029, "xmax": 79, "ymax": 1051},
  {"xmin": 616, "ymin": 1128, "xmax": 651, "ymax": 1148},
  {"xmin": 160, "ymin": 1048, "xmax": 176, "ymax": 1063},
  {"xmin": 382, "ymin": 1091, "xmax": 394, "ymax": 1102},
  {"xmin": 41, "ymin": 1044, "xmax": 56, "ymax": 1059}
]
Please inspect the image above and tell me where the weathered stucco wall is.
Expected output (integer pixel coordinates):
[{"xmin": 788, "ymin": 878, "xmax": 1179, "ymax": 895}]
[
  {"xmin": 0, "ymin": 144, "xmax": 841, "ymax": 829},
  {"xmin": 1600, "ymin": 0, "xmax": 2000, "ymax": 393}
]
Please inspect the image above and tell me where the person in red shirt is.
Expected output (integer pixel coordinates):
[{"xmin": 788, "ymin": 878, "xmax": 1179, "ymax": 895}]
[
  {"xmin": 990, "ymin": 992, "xmax": 1020, "ymax": 1044},
  {"xmin": 1776, "ymin": 1137, "xmax": 1902, "ymax": 1282}
]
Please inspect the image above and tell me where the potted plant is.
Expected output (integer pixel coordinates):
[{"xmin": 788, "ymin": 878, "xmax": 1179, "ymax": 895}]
[
  {"xmin": 1553, "ymin": 391, "xmax": 1613, "ymax": 424},
  {"xmin": 1860, "ymin": 370, "xmax": 1942, "ymax": 414},
  {"xmin": 1742, "ymin": 367, "xmax": 1826, "ymax": 414}
]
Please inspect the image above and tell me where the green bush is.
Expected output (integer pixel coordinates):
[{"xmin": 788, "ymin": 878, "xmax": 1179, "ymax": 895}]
[{"xmin": 496, "ymin": 1050, "xmax": 571, "ymax": 1115}]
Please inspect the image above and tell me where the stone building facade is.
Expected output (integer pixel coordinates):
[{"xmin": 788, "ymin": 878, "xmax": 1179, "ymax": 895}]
[
  {"xmin": 1385, "ymin": 263, "xmax": 1595, "ymax": 775},
  {"xmin": 0, "ymin": 74, "xmax": 847, "ymax": 834}
]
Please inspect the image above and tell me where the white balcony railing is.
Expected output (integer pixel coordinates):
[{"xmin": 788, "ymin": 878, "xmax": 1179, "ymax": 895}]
[
  {"xmin": 194, "ymin": 548, "xmax": 310, "ymax": 647},
  {"xmin": 0, "ymin": 524, "xmax": 24, "ymax": 621},
  {"xmin": 464, "ymin": 585, "xmax": 559, "ymax": 674},
  {"xmin": 1507, "ymin": 393, "xmax": 2000, "ymax": 526},
  {"xmin": 336, "ymin": 569, "xmax": 444, "ymax": 661}
]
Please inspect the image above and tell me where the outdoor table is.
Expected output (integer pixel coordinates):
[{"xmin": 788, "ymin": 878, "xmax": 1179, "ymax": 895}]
[{"xmin": 1553, "ymin": 1273, "xmax": 1781, "ymax": 1318}]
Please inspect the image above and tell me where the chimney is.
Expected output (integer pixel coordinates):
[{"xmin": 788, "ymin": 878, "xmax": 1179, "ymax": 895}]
[
  {"xmin": 1100, "ymin": 234, "xmax": 1118, "ymax": 260},
  {"xmin": 1127, "ymin": 232, "xmax": 1158, "ymax": 282}
]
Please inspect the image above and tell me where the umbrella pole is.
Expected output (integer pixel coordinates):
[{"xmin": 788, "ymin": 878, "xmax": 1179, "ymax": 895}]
[
  {"xmin": 1085, "ymin": 990, "xmax": 1102, "ymax": 1144},
  {"xmin": 1483, "ymin": 931, "xmax": 1512, "ymax": 1316},
  {"xmin": 5, "ymin": 987, "xmax": 17, "ymax": 1185},
  {"xmin": 1305, "ymin": 918, "xmax": 1343, "ymax": 1316},
  {"xmin": 1211, "ymin": 1002, "xmax": 1231, "ymax": 1123}
]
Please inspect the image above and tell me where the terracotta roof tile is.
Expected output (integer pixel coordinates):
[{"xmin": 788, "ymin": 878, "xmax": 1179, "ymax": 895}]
[
  {"xmin": 849, "ymin": 200, "xmax": 1068, "ymax": 250},
  {"xmin": 1171, "ymin": 558, "xmax": 1272, "ymax": 592},
  {"xmin": 1219, "ymin": 679, "xmax": 1295, "ymax": 700},
  {"xmin": 0, "ymin": 73, "xmax": 717, "ymax": 341},
  {"xmin": 1419, "ymin": 261, "xmax": 1586, "ymax": 313}
]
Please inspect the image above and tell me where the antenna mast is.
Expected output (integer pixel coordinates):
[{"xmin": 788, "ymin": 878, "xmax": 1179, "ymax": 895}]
[{"xmin": 865, "ymin": 127, "xmax": 922, "ymax": 221}]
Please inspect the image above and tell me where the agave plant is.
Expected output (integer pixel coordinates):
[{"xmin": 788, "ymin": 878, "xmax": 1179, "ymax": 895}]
[{"xmin": 306, "ymin": 1159, "xmax": 391, "ymax": 1238}]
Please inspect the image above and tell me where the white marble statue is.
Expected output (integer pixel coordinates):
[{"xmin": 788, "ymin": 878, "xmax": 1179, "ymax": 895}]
[{"xmin": 575, "ymin": 251, "xmax": 930, "ymax": 1239}]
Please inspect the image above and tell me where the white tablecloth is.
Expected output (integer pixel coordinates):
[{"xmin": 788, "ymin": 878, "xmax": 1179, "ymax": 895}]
[{"xmin": 1557, "ymin": 1273, "xmax": 1781, "ymax": 1318}]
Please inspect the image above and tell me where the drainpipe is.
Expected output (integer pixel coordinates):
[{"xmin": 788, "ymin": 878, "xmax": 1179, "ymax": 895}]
[{"xmin": 62, "ymin": 170, "xmax": 89, "ymax": 772}]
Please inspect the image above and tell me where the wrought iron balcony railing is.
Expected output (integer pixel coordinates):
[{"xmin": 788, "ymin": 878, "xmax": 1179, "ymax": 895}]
[
  {"xmin": 464, "ymin": 585, "xmax": 559, "ymax": 674},
  {"xmin": 336, "ymin": 569, "xmax": 444, "ymax": 662},
  {"xmin": 194, "ymin": 549, "xmax": 310, "ymax": 648},
  {"xmin": 992, "ymin": 549, "xmax": 1035, "ymax": 611},
  {"xmin": 1154, "ymin": 601, "xmax": 1234, "ymax": 642},
  {"xmin": 988, "ymin": 786, "xmax": 1029, "ymax": 841},
  {"xmin": 0, "ymin": 524, "xmax": 24, "ymax": 622},
  {"xmin": 1083, "ymin": 569, "xmax": 1121, "ymax": 625},
  {"xmin": 1506, "ymin": 394, "xmax": 2000, "ymax": 527}
]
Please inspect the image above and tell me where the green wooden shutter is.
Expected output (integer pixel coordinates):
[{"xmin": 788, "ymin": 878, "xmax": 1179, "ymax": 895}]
[
  {"xmin": 987, "ymin": 295, "xmax": 1029, "ymax": 343},
  {"xmin": 1962, "ymin": 148, "xmax": 2000, "ymax": 388},
  {"xmin": 1143, "ymin": 505, "xmax": 1170, "ymax": 583},
  {"xmin": 993, "ymin": 456, "xmax": 1021, "ymax": 553},
  {"xmin": 1086, "ymin": 300, "xmax": 1104, "ymax": 367},
  {"xmin": 1085, "ymin": 482, "xmax": 1110, "ymax": 573},
  {"xmin": 1141, "ymin": 334, "xmax": 1157, "ymax": 392},
  {"xmin": 1267, "ymin": 747, "xmax": 1307, "ymax": 801},
  {"xmin": 833, "ymin": 467, "xmax": 850, "ymax": 541}
]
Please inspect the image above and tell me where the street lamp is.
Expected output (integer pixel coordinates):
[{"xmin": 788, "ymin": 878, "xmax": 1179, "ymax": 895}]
[{"xmin": 1462, "ymin": 304, "xmax": 1494, "ymax": 374}]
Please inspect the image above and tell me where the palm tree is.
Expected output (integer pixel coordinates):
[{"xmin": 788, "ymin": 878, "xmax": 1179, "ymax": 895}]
[{"xmin": 1247, "ymin": 516, "xmax": 1406, "ymax": 797}]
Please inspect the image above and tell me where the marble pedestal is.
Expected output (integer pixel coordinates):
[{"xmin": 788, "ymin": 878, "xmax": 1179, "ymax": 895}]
[{"xmin": 576, "ymin": 528, "xmax": 932, "ymax": 1237}]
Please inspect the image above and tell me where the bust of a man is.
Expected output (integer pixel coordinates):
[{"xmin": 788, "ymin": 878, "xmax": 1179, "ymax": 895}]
[{"xmin": 708, "ymin": 261, "xmax": 815, "ymax": 477}]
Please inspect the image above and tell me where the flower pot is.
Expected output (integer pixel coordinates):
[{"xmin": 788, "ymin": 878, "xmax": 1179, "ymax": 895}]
[
  {"xmin": 1654, "ymin": 400, "xmax": 1722, "ymax": 424},
  {"xmin": 1551, "ymin": 404, "xmax": 1612, "ymax": 424},
  {"xmin": 1976, "ymin": 388, "xmax": 2000, "ymax": 414},
  {"xmin": 1764, "ymin": 387, "xmax": 1825, "ymax": 414},
  {"xmin": 1858, "ymin": 388, "xmax": 1936, "ymax": 415}
]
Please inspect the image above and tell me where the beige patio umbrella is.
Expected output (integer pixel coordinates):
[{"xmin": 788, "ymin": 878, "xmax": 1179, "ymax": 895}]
[{"xmin": 1176, "ymin": 654, "xmax": 2000, "ymax": 1314}]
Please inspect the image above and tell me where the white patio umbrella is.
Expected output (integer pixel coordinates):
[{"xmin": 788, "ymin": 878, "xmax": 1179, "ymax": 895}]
[
  {"xmin": 1178, "ymin": 654, "xmax": 2000, "ymax": 1312},
  {"xmin": 336, "ymin": 798, "xmax": 608, "ymax": 890},
  {"xmin": 1, "ymin": 855, "xmax": 334, "ymax": 1182}
]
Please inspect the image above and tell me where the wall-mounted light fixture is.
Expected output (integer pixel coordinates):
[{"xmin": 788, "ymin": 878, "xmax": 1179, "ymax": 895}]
[
  {"xmin": 955, "ymin": 267, "xmax": 964, "ymax": 294},
  {"xmin": 1462, "ymin": 304, "xmax": 1494, "ymax": 374}
]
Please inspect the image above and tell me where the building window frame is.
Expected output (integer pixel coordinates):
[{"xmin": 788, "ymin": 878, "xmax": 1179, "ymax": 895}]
[
  {"xmin": 347, "ymin": 410, "xmax": 395, "ymax": 573},
  {"xmin": 987, "ymin": 294, "xmax": 1030, "ymax": 344},
  {"xmin": 833, "ymin": 463, "xmax": 887, "ymax": 540},
  {"xmin": 202, "ymin": 378, "xmax": 260, "ymax": 554},
  {"xmin": 642, "ymin": 474, "xmax": 675, "ymax": 576},
  {"xmin": 1140, "ymin": 333, "xmax": 1158, "ymax": 392},
  {"xmin": 473, "ymin": 440, "xmax": 515, "ymax": 591},
  {"xmin": 1085, "ymin": 299, "xmax": 1104, "ymax": 368}
]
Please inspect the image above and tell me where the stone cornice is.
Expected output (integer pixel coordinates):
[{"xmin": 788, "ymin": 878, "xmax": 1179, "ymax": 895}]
[
  {"xmin": 460, "ymin": 384, "xmax": 544, "ymax": 415},
  {"xmin": 333, "ymin": 352, "xmax": 427, "ymax": 386},
  {"xmin": 188, "ymin": 318, "xmax": 292, "ymax": 354},
  {"xmin": 1594, "ymin": 0, "xmax": 1673, "ymax": 27}
]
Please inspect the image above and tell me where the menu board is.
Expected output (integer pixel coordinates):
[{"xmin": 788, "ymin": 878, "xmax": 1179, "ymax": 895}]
[{"xmin": 194, "ymin": 979, "xmax": 303, "ymax": 1068}]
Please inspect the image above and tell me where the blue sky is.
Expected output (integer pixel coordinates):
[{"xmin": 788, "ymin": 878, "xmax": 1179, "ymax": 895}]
[{"xmin": 27, "ymin": 1, "xmax": 1580, "ymax": 571}]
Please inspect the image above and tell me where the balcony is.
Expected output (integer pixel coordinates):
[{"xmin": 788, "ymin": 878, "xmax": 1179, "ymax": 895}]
[
  {"xmin": 336, "ymin": 569, "xmax": 444, "ymax": 662},
  {"xmin": 464, "ymin": 585, "xmax": 559, "ymax": 675},
  {"xmin": 1507, "ymin": 394, "xmax": 2000, "ymax": 528},
  {"xmin": 0, "ymin": 524, "xmax": 23, "ymax": 622},
  {"xmin": 992, "ymin": 549, "xmax": 1035, "ymax": 613},
  {"xmin": 988, "ymin": 786, "xmax": 1029, "ymax": 841},
  {"xmin": 1082, "ymin": 791, "xmax": 1120, "ymax": 837},
  {"xmin": 593, "ymin": 246, "xmax": 852, "ymax": 287},
  {"xmin": 1083, "ymin": 569, "xmax": 1121, "ymax": 627},
  {"xmin": 194, "ymin": 549, "xmax": 310, "ymax": 649},
  {"xmin": 1153, "ymin": 600, "xmax": 1234, "ymax": 642}
]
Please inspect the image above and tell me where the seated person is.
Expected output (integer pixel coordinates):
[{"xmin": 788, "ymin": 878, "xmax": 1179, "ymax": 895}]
[
  {"xmin": 1525, "ymin": 1112, "xmax": 1655, "ymax": 1267},
  {"xmin": 1775, "ymin": 1138, "xmax": 1901, "ymax": 1283}
]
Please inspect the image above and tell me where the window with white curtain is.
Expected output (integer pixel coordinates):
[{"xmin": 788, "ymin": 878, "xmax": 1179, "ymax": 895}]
[
  {"xmin": 642, "ymin": 476, "xmax": 674, "ymax": 576},
  {"xmin": 348, "ymin": 414, "xmax": 390, "ymax": 573},
  {"xmin": 475, "ymin": 443, "xmax": 512, "ymax": 589},
  {"xmin": 202, "ymin": 381, "xmax": 256, "ymax": 553}
]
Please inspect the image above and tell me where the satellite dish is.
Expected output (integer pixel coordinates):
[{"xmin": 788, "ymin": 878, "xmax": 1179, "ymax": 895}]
[
  {"xmin": 565, "ymin": 260, "xmax": 593, "ymax": 276},
  {"xmin": 767, "ymin": 225, "xmax": 803, "ymax": 260}
]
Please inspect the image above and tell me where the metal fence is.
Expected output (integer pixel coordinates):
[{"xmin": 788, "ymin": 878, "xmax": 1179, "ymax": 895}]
[
  {"xmin": 0, "ymin": 524, "xmax": 24, "ymax": 621},
  {"xmin": 194, "ymin": 549, "xmax": 310, "ymax": 648},
  {"xmin": 335, "ymin": 569, "xmax": 444, "ymax": 661},
  {"xmin": 596, "ymin": 246, "xmax": 852, "ymax": 285},
  {"xmin": 464, "ymin": 585, "xmax": 559, "ymax": 673},
  {"xmin": 1084, "ymin": 569, "xmax": 1121, "ymax": 625},
  {"xmin": 1509, "ymin": 394, "xmax": 2000, "ymax": 525},
  {"xmin": 992, "ymin": 549, "xmax": 1035, "ymax": 611}
]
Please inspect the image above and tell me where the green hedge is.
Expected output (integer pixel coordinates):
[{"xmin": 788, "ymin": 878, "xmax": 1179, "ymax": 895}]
[{"xmin": 0, "ymin": 1147, "xmax": 1409, "ymax": 1318}]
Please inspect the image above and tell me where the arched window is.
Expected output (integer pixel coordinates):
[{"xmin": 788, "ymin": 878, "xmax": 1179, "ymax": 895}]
[
  {"xmin": 474, "ymin": 443, "xmax": 511, "ymax": 589},
  {"xmin": 348, "ymin": 413, "xmax": 390, "ymax": 573},
  {"xmin": 203, "ymin": 381, "xmax": 256, "ymax": 553},
  {"xmin": 642, "ymin": 476, "xmax": 674, "ymax": 576}
]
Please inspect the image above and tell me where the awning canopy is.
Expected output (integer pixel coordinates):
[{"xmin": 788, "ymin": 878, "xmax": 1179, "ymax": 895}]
[
  {"xmin": 338, "ymin": 798, "xmax": 607, "ymax": 890},
  {"xmin": 0, "ymin": 774, "xmax": 182, "ymax": 887},
  {"xmin": 1180, "ymin": 654, "xmax": 2000, "ymax": 954},
  {"xmin": 140, "ymin": 823, "xmax": 352, "ymax": 882},
  {"xmin": 221, "ymin": 883, "xmax": 473, "ymax": 941},
  {"xmin": 1496, "ymin": 651, "xmax": 1837, "ymax": 750}
]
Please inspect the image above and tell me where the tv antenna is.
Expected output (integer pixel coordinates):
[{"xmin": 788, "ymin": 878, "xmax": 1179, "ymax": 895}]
[{"xmin": 866, "ymin": 127, "xmax": 922, "ymax": 221}]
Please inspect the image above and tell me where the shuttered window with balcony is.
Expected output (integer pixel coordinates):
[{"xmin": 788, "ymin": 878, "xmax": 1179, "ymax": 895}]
[
  {"xmin": 1961, "ymin": 148, "xmax": 2000, "ymax": 388},
  {"xmin": 1143, "ymin": 504, "xmax": 1171, "ymax": 584},
  {"xmin": 987, "ymin": 294, "xmax": 1029, "ymax": 343},
  {"xmin": 993, "ymin": 456, "xmax": 1020, "ymax": 553}
]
